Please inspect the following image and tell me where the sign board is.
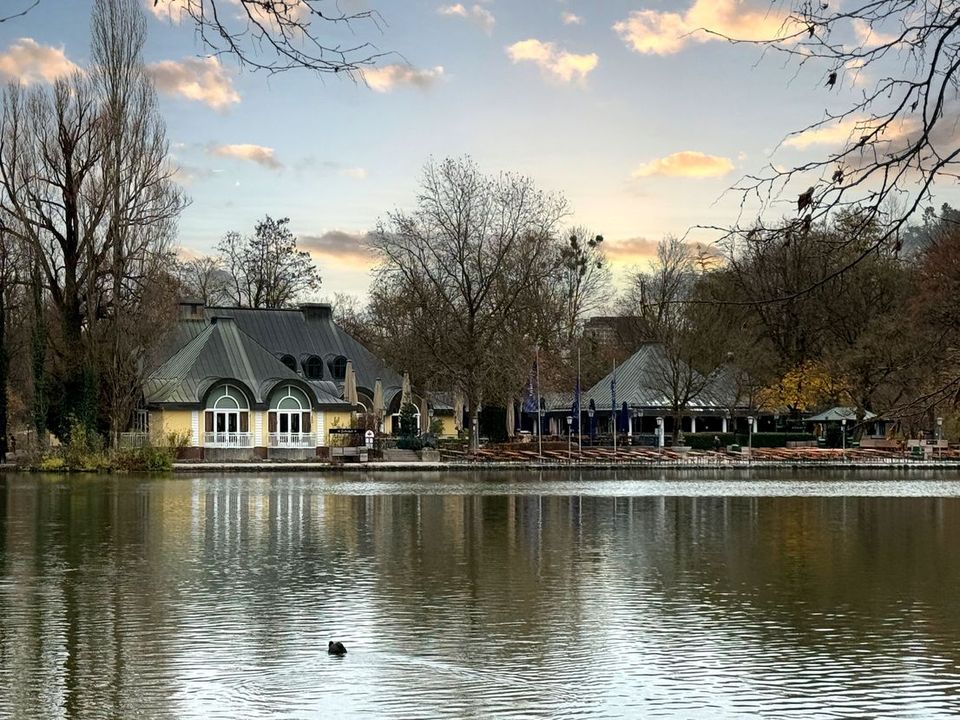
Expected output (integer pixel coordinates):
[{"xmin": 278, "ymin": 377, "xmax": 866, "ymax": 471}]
[{"xmin": 365, "ymin": 430, "xmax": 375, "ymax": 448}]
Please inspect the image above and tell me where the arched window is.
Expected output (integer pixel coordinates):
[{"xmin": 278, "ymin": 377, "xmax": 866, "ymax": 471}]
[
  {"xmin": 280, "ymin": 354, "xmax": 297, "ymax": 372},
  {"xmin": 328, "ymin": 355, "xmax": 348, "ymax": 380},
  {"xmin": 204, "ymin": 383, "xmax": 251, "ymax": 447},
  {"xmin": 303, "ymin": 355, "xmax": 324, "ymax": 380},
  {"xmin": 268, "ymin": 385, "xmax": 313, "ymax": 447}
]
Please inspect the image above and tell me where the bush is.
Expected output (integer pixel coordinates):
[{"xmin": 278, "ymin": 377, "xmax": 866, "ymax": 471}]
[
  {"xmin": 396, "ymin": 435, "xmax": 424, "ymax": 451},
  {"xmin": 38, "ymin": 456, "xmax": 67, "ymax": 472},
  {"xmin": 113, "ymin": 445, "xmax": 174, "ymax": 472},
  {"xmin": 684, "ymin": 432, "xmax": 737, "ymax": 450},
  {"xmin": 735, "ymin": 432, "xmax": 817, "ymax": 448}
]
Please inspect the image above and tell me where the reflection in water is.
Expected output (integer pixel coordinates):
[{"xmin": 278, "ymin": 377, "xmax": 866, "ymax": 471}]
[{"xmin": 2, "ymin": 473, "xmax": 960, "ymax": 718}]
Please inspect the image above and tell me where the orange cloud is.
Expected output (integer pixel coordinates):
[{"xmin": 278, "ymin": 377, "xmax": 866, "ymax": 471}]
[
  {"xmin": 561, "ymin": 11, "xmax": 584, "ymax": 26},
  {"xmin": 363, "ymin": 64, "xmax": 445, "ymax": 92},
  {"xmin": 207, "ymin": 143, "xmax": 282, "ymax": 170},
  {"xmin": 632, "ymin": 151, "xmax": 734, "ymax": 178},
  {"xmin": 613, "ymin": 0, "xmax": 796, "ymax": 55},
  {"xmin": 0, "ymin": 38, "xmax": 78, "ymax": 84},
  {"xmin": 300, "ymin": 230, "xmax": 376, "ymax": 269},
  {"xmin": 147, "ymin": 57, "xmax": 239, "ymax": 110},
  {"xmin": 506, "ymin": 39, "xmax": 598, "ymax": 83}
]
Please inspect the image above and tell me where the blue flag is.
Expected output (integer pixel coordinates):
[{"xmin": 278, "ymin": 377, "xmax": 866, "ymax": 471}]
[{"xmin": 521, "ymin": 364, "xmax": 537, "ymax": 413}]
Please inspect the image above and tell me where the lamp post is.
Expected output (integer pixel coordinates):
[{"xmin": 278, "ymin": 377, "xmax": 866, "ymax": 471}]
[
  {"xmin": 937, "ymin": 417, "xmax": 944, "ymax": 460},
  {"xmin": 566, "ymin": 415, "xmax": 573, "ymax": 461},
  {"xmin": 588, "ymin": 405, "xmax": 595, "ymax": 447},
  {"xmin": 747, "ymin": 416, "xmax": 754, "ymax": 463},
  {"xmin": 841, "ymin": 417, "xmax": 847, "ymax": 459},
  {"xmin": 656, "ymin": 417, "xmax": 664, "ymax": 460},
  {"xmin": 427, "ymin": 407, "xmax": 434, "ymax": 436}
]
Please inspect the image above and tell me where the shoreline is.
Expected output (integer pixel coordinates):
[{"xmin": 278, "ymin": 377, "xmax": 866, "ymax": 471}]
[{"xmin": 168, "ymin": 459, "xmax": 960, "ymax": 473}]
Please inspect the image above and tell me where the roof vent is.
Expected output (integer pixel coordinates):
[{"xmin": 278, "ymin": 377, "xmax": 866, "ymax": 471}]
[{"xmin": 300, "ymin": 303, "xmax": 332, "ymax": 322}]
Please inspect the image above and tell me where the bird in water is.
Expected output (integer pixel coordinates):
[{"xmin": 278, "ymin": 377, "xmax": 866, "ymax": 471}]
[{"xmin": 328, "ymin": 641, "xmax": 347, "ymax": 656}]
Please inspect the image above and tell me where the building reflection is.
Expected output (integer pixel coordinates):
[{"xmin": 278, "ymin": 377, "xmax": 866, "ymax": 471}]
[{"xmin": 3, "ymin": 474, "xmax": 960, "ymax": 717}]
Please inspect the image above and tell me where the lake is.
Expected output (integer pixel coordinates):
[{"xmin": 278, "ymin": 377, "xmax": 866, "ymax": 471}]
[{"xmin": 3, "ymin": 469, "xmax": 960, "ymax": 718}]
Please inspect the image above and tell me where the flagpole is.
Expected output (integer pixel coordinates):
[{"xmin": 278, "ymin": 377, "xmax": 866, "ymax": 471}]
[
  {"xmin": 536, "ymin": 346, "xmax": 542, "ymax": 460},
  {"xmin": 612, "ymin": 359, "xmax": 617, "ymax": 459},
  {"xmin": 577, "ymin": 346, "xmax": 582, "ymax": 459}
]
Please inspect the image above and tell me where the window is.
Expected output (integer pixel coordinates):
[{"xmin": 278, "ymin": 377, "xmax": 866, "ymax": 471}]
[
  {"xmin": 203, "ymin": 383, "xmax": 251, "ymax": 446},
  {"xmin": 280, "ymin": 354, "xmax": 297, "ymax": 372},
  {"xmin": 303, "ymin": 355, "xmax": 324, "ymax": 380},
  {"xmin": 328, "ymin": 355, "xmax": 348, "ymax": 380},
  {"xmin": 268, "ymin": 385, "xmax": 313, "ymax": 447}
]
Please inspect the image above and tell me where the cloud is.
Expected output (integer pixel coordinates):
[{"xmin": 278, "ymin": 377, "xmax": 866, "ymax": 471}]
[
  {"xmin": 300, "ymin": 230, "xmax": 376, "ymax": 269},
  {"xmin": 851, "ymin": 19, "xmax": 900, "ymax": 47},
  {"xmin": 342, "ymin": 167, "xmax": 368, "ymax": 180},
  {"xmin": 207, "ymin": 143, "xmax": 282, "ymax": 170},
  {"xmin": 437, "ymin": 3, "xmax": 496, "ymax": 34},
  {"xmin": 783, "ymin": 115, "xmax": 919, "ymax": 151},
  {"xmin": 605, "ymin": 236, "xmax": 722, "ymax": 265},
  {"xmin": 147, "ymin": 57, "xmax": 240, "ymax": 110},
  {"xmin": 613, "ymin": 0, "xmax": 795, "ymax": 56},
  {"xmin": 506, "ymin": 39, "xmax": 598, "ymax": 83},
  {"xmin": 363, "ymin": 64, "xmax": 445, "ymax": 92},
  {"xmin": 0, "ymin": 38, "xmax": 78, "ymax": 84},
  {"xmin": 148, "ymin": 0, "xmax": 194, "ymax": 22},
  {"xmin": 604, "ymin": 237, "xmax": 661, "ymax": 260},
  {"xmin": 561, "ymin": 11, "xmax": 583, "ymax": 26},
  {"xmin": 632, "ymin": 151, "xmax": 734, "ymax": 178}
]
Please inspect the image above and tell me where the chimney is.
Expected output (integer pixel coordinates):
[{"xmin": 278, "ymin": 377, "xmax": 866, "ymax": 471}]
[
  {"xmin": 179, "ymin": 298, "xmax": 205, "ymax": 320},
  {"xmin": 300, "ymin": 303, "xmax": 333, "ymax": 322}
]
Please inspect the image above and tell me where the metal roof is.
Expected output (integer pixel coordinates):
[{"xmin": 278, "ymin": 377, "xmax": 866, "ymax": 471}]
[
  {"xmin": 806, "ymin": 406, "xmax": 877, "ymax": 422},
  {"xmin": 203, "ymin": 306, "xmax": 404, "ymax": 406},
  {"xmin": 580, "ymin": 343, "xmax": 743, "ymax": 412},
  {"xmin": 145, "ymin": 317, "xmax": 348, "ymax": 409}
]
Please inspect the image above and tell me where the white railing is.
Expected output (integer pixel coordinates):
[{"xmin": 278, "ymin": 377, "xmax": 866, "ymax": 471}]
[
  {"xmin": 119, "ymin": 432, "xmax": 149, "ymax": 448},
  {"xmin": 204, "ymin": 432, "xmax": 253, "ymax": 448},
  {"xmin": 268, "ymin": 433, "xmax": 315, "ymax": 448}
]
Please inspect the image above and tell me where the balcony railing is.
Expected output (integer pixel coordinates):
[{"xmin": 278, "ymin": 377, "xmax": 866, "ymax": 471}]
[
  {"xmin": 268, "ymin": 432, "xmax": 315, "ymax": 448},
  {"xmin": 119, "ymin": 432, "xmax": 149, "ymax": 448},
  {"xmin": 204, "ymin": 432, "xmax": 253, "ymax": 448}
]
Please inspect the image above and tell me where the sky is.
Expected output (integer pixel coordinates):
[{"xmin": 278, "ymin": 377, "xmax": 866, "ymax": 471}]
[{"xmin": 0, "ymin": 0, "xmax": 946, "ymax": 299}]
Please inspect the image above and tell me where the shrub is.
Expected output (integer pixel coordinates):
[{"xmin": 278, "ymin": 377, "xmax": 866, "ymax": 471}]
[
  {"xmin": 38, "ymin": 456, "xmax": 67, "ymax": 472},
  {"xmin": 113, "ymin": 445, "xmax": 174, "ymax": 472},
  {"xmin": 684, "ymin": 432, "xmax": 737, "ymax": 450},
  {"xmin": 736, "ymin": 432, "xmax": 817, "ymax": 448},
  {"xmin": 396, "ymin": 435, "xmax": 423, "ymax": 451}
]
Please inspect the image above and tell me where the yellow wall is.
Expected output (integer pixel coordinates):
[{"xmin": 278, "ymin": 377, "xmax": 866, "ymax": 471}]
[
  {"xmin": 436, "ymin": 415, "xmax": 458, "ymax": 438},
  {"xmin": 151, "ymin": 410, "xmax": 194, "ymax": 444},
  {"xmin": 323, "ymin": 411, "xmax": 354, "ymax": 446}
]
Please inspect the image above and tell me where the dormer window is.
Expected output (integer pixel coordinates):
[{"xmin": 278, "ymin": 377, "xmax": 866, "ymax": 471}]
[
  {"xmin": 280, "ymin": 354, "xmax": 297, "ymax": 372},
  {"xmin": 303, "ymin": 355, "xmax": 324, "ymax": 380},
  {"xmin": 328, "ymin": 355, "xmax": 347, "ymax": 380}
]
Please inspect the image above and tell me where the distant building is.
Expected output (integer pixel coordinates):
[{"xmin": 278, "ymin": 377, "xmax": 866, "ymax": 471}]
[{"xmin": 529, "ymin": 343, "xmax": 756, "ymax": 441}]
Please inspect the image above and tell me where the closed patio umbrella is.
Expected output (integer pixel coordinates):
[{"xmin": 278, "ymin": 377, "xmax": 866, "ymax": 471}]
[
  {"xmin": 419, "ymin": 396, "xmax": 430, "ymax": 435},
  {"xmin": 401, "ymin": 372, "xmax": 412, "ymax": 411},
  {"xmin": 373, "ymin": 378, "xmax": 385, "ymax": 432},
  {"xmin": 344, "ymin": 360, "xmax": 359, "ymax": 407}
]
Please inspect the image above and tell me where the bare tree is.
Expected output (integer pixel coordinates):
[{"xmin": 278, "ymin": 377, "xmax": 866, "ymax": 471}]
[
  {"xmin": 553, "ymin": 226, "xmax": 610, "ymax": 345},
  {"xmin": 218, "ymin": 215, "xmax": 322, "ymax": 308},
  {"xmin": 177, "ymin": 255, "xmax": 231, "ymax": 305},
  {"xmin": 370, "ymin": 157, "xmax": 567, "ymax": 452},
  {"xmin": 712, "ymin": 1, "xmax": 960, "ymax": 297},
  {"xmin": 0, "ymin": 0, "xmax": 185, "ymax": 439},
  {"xmin": 625, "ymin": 237, "xmax": 729, "ymax": 441}
]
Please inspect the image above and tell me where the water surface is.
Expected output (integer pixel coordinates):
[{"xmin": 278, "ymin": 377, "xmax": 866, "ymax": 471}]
[{"xmin": 3, "ymin": 469, "xmax": 960, "ymax": 718}]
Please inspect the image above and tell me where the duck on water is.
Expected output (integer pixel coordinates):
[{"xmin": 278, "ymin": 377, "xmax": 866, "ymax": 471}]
[{"xmin": 328, "ymin": 641, "xmax": 347, "ymax": 656}]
